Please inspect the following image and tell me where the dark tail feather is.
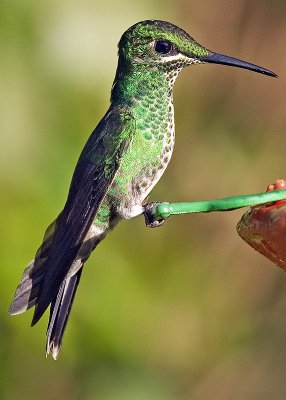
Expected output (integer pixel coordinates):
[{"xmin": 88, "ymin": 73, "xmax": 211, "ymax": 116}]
[
  {"xmin": 9, "ymin": 218, "xmax": 58, "ymax": 316},
  {"xmin": 9, "ymin": 260, "xmax": 46, "ymax": 315},
  {"xmin": 46, "ymin": 269, "xmax": 83, "ymax": 360}
]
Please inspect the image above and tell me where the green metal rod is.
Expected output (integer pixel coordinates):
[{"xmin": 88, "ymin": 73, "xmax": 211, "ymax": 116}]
[{"xmin": 156, "ymin": 189, "xmax": 286, "ymax": 219}]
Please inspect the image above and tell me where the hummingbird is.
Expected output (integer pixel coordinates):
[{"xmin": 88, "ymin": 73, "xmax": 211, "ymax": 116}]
[{"xmin": 9, "ymin": 20, "xmax": 277, "ymax": 359}]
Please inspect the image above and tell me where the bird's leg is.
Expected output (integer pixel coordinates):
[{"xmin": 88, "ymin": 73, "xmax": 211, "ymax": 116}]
[{"xmin": 143, "ymin": 201, "xmax": 167, "ymax": 228}]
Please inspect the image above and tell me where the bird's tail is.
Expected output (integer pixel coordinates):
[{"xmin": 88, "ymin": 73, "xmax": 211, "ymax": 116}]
[
  {"xmin": 9, "ymin": 218, "xmax": 105, "ymax": 358},
  {"xmin": 9, "ymin": 253, "xmax": 84, "ymax": 359},
  {"xmin": 9, "ymin": 219, "xmax": 58, "ymax": 316},
  {"xmin": 46, "ymin": 269, "xmax": 83, "ymax": 359}
]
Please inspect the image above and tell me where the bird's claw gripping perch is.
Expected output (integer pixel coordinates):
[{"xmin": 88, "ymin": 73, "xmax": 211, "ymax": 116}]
[{"xmin": 143, "ymin": 202, "xmax": 169, "ymax": 228}]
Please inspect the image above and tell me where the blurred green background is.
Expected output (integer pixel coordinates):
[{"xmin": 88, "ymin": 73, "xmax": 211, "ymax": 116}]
[{"xmin": 1, "ymin": 0, "xmax": 286, "ymax": 399}]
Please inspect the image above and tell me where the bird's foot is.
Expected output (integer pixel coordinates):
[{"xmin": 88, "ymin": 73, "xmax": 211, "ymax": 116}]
[{"xmin": 143, "ymin": 202, "xmax": 167, "ymax": 228}]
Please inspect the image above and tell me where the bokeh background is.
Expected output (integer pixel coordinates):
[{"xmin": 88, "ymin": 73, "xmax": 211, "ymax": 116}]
[{"xmin": 1, "ymin": 1, "xmax": 286, "ymax": 399}]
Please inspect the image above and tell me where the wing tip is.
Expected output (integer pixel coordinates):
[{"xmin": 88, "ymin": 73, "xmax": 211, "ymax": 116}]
[{"xmin": 31, "ymin": 306, "xmax": 46, "ymax": 327}]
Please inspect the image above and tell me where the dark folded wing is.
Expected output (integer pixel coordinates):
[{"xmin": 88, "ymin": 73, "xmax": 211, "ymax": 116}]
[{"xmin": 31, "ymin": 107, "xmax": 135, "ymax": 325}]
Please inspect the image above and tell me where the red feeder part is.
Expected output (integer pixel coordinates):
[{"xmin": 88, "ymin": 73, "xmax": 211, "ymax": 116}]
[{"xmin": 237, "ymin": 179, "xmax": 286, "ymax": 271}]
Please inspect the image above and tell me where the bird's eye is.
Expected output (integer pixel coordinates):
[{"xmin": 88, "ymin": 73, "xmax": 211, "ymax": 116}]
[{"xmin": 154, "ymin": 40, "xmax": 173, "ymax": 55}]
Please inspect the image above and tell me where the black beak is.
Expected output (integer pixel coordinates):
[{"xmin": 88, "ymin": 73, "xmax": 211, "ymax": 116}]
[{"xmin": 201, "ymin": 51, "xmax": 278, "ymax": 78}]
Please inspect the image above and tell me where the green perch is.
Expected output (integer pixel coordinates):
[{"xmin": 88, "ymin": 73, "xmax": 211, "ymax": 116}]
[{"xmin": 155, "ymin": 189, "xmax": 286, "ymax": 220}]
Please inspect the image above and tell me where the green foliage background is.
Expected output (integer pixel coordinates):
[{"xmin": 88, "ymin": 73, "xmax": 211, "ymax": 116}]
[{"xmin": 1, "ymin": 1, "xmax": 286, "ymax": 399}]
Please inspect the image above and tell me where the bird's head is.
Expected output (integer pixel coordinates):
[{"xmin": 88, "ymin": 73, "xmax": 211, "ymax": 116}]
[{"xmin": 118, "ymin": 20, "xmax": 277, "ymax": 77}]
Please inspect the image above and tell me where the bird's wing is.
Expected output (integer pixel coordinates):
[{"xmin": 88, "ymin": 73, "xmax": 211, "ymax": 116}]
[{"xmin": 28, "ymin": 107, "xmax": 135, "ymax": 325}]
